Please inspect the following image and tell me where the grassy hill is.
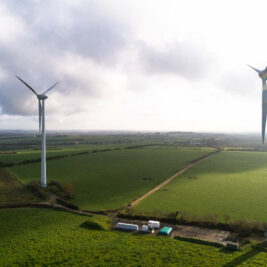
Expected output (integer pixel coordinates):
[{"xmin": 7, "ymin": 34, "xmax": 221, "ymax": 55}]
[{"xmin": 0, "ymin": 168, "xmax": 37, "ymax": 205}]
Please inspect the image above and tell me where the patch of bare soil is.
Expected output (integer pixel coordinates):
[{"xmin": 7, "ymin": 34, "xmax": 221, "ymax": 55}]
[{"xmin": 171, "ymin": 225, "xmax": 229, "ymax": 244}]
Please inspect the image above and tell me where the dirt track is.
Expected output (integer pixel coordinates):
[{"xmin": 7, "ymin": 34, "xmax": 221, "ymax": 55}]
[{"xmin": 129, "ymin": 149, "xmax": 221, "ymax": 207}]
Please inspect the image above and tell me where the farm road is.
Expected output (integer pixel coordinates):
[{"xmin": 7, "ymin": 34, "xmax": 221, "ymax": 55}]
[{"xmin": 129, "ymin": 149, "xmax": 221, "ymax": 207}]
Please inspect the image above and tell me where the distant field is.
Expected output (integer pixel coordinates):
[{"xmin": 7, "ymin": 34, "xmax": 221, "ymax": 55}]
[
  {"xmin": 1, "ymin": 207, "xmax": 267, "ymax": 266},
  {"xmin": 135, "ymin": 151, "xmax": 267, "ymax": 221},
  {"xmin": 0, "ymin": 147, "xmax": 111, "ymax": 165},
  {"xmin": 10, "ymin": 147, "xmax": 212, "ymax": 210},
  {"xmin": 0, "ymin": 168, "xmax": 37, "ymax": 205},
  {"xmin": 0, "ymin": 144, "xmax": 185, "ymax": 165},
  {"xmin": 0, "ymin": 132, "xmax": 176, "ymax": 151}
]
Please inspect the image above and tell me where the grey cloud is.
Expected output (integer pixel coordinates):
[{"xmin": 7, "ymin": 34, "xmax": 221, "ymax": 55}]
[
  {"xmin": 0, "ymin": 83, "xmax": 36, "ymax": 115},
  {"xmin": 138, "ymin": 42, "xmax": 212, "ymax": 79},
  {"xmin": 0, "ymin": 0, "xmax": 214, "ymax": 118},
  {"xmin": 0, "ymin": 0, "xmax": 129, "ymax": 115},
  {"xmin": 4, "ymin": 0, "xmax": 128, "ymax": 64}
]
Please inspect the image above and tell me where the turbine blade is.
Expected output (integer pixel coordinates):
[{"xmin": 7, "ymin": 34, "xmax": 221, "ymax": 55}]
[
  {"xmin": 15, "ymin": 75, "xmax": 38, "ymax": 96},
  {"xmin": 247, "ymin": 64, "xmax": 261, "ymax": 74},
  {"xmin": 42, "ymin": 81, "xmax": 60, "ymax": 95},
  {"xmin": 39, "ymin": 99, "xmax": 42, "ymax": 133}
]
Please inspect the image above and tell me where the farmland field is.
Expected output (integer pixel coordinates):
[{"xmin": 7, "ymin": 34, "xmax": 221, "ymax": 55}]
[
  {"xmin": 135, "ymin": 151, "xmax": 267, "ymax": 221},
  {"xmin": 1, "ymin": 207, "xmax": 267, "ymax": 266},
  {"xmin": 10, "ymin": 147, "xmax": 212, "ymax": 210}
]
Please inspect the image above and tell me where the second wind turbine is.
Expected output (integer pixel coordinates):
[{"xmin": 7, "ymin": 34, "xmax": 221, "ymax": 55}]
[
  {"xmin": 16, "ymin": 76, "xmax": 59, "ymax": 188},
  {"xmin": 248, "ymin": 65, "xmax": 267, "ymax": 144}
]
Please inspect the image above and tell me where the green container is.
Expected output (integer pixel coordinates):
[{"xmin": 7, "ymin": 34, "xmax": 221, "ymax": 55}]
[{"xmin": 159, "ymin": 226, "xmax": 173, "ymax": 235}]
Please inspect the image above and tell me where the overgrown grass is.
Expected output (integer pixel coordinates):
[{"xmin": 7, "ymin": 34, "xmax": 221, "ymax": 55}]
[
  {"xmin": 135, "ymin": 151, "xmax": 267, "ymax": 221},
  {"xmin": 0, "ymin": 168, "xmax": 38, "ymax": 205},
  {"xmin": 1, "ymin": 208, "xmax": 267, "ymax": 266},
  {"xmin": 10, "ymin": 148, "xmax": 211, "ymax": 210}
]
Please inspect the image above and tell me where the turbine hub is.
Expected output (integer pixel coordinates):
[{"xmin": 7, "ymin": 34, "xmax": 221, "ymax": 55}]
[{"xmin": 38, "ymin": 94, "xmax": 48, "ymax": 100}]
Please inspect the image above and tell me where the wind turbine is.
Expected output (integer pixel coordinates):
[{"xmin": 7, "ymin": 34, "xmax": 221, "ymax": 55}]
[
  {"xmin": 16, "ymin": 76, "xmax": 59, "ymax": 187},
  {"xmin": 248, "ymin": 65, "xmax": 267, "ymax": 144}
]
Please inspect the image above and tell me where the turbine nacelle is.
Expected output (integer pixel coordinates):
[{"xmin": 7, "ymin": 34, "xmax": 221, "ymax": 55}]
[
  {"xmin": 248, "ymin": 65, "xmax": 267, "ymax": 79},
  {"xmin": 37, "ymin": 94, "xmax": 48, "ymax": 100},
  {"xmin": 16, "ymin": 75, "xmax": 59, "ymax": 133},
  {"xmin": 259, "ymin": 67, "xmax": 267, "ymax": 79}
]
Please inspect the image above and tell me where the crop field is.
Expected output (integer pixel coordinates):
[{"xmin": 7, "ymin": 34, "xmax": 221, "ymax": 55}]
[
  {"xmin": 135, "ymin": 151, "xmax": 267, "ymax": 221},
  {"xmin": 0, "ymin": 168, "xmax": 37, "ymax": 205},
  {"xmin": 9, "ymin": 147, "xmax": 212, "ymax": 210},
  {"xmin": 1, "ymin": 207, "xmax": 267, "ymax": 266}
]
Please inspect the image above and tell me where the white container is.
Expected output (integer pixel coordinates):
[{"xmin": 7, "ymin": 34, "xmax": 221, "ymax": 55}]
[
  {"xmin": 148, "ymin": 220, "xmax": 160, "ymax": 229},
  {"xmin": 141, "ymin": 225, "xmax": 149, "ymax": 232},
  {"xmin": 116, "ymin": 222, "xmax": 139, "ymax": 231}
]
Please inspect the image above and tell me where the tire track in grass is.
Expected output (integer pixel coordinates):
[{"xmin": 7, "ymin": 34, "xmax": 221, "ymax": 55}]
[{"xmin": 129, "ymin": 149, "xmax": 221, "ymax": 207}]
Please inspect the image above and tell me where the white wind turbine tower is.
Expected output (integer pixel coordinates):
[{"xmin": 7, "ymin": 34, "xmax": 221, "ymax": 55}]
[{"xmin": 16, "ymin": 76, "xmax": 59, "ymax": 188}]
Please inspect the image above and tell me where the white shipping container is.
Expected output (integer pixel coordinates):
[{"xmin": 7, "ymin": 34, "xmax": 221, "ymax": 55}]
[
  {"xmin": 148, "ymin": 220, "xmax": 160, "ymax": 229},
  {"xmin": 116, "ymin": 222, "xmax": 139, "ymax": 231}
]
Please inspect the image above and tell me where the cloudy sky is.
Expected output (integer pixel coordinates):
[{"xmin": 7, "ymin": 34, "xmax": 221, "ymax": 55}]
[{"xmin": 0, "ymin": 0, "xmax": 266, "ymax": 132}]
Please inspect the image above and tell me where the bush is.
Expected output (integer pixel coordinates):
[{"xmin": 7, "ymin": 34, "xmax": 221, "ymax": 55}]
[
  {"xmin": 48, "ymin": 185, "xmax": 61, "ymax": 194},
  {"xmin": 62, "ymin": 182, "xmax": 74, "ymax": 199},
  {"xmin": 47, "ymin": 180, "xmax": 74, "ymax": 199},
  {"xmin": 229, "ymin": 219, "xmax": 266, "ymax": 237},
  {"xmin": 27, "ymin": 181, "xmax": 48, "ymax": 199},
  {"xmin": 176, "ymin": 211, "xmax": 266, "ymax": 237},
  {"xmin": 48, "ymin": 180, "xmax": 63, "ymax": 190}
]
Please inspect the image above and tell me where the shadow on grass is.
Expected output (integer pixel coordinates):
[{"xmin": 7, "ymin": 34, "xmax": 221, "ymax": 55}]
[
  {"xmin": 223, "ymin": 241, "xmax": 267, "ymax": 267},
  {"xmin": 80, "ymin": 220, "xmax": 105, "ymax": 231},
  {"xmin": 174, "ymin": 236, "xmax": 223, "ymax": 248}
]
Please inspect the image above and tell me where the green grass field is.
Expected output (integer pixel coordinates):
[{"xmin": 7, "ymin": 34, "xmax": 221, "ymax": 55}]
[
  {"xmin": 1, "ymin": 207, "xmax": 267, "ymax": 266},
  {"xmin": 10, "ymin": 147, "xmax": 211, "ymax": 210},
  {"xmin": 135, "ymin": 151, "xmax": 267, "ymax": 221}
]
